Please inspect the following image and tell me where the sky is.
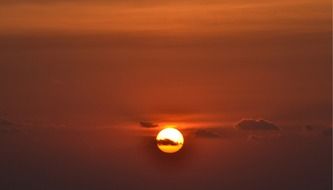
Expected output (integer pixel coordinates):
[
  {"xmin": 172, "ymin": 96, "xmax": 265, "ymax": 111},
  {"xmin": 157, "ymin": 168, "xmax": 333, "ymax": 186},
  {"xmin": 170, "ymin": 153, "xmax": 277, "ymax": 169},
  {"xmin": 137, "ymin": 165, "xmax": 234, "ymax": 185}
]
[{"xmin": 0, "ymin": 0, "xmax": 332, "ymax": 189}]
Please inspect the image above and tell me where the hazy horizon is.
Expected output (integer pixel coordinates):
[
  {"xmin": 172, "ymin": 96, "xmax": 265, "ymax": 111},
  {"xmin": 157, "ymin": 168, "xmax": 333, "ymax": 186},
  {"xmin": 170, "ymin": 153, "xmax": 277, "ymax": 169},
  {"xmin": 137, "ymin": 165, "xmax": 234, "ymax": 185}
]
[{"xmin": 0, "ymin": 0, "xmax": 331, "ymax": 189}]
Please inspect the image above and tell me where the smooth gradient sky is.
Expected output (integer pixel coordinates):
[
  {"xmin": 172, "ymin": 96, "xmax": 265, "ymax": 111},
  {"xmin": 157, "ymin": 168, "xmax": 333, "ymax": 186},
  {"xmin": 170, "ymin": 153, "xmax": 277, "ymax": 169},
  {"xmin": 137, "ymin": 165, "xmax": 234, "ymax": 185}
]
[{"xmin": 0, "ymin": 0, "xmax": 331, "ymax": 189}]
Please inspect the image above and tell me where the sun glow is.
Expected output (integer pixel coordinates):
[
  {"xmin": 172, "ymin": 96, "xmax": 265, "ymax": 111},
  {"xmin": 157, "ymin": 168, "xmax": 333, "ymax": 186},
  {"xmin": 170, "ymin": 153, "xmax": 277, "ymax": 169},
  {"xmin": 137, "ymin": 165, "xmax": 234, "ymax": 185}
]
[{"xmin": 156, "ymin": 127, "xmax": 184, "ymax": 153}]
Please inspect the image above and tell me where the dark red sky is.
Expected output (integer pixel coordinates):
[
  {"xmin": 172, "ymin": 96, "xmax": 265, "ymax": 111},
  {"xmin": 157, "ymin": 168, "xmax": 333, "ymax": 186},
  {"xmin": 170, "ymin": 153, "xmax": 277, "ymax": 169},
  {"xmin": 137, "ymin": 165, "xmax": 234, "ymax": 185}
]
[{"xmin": 0, "ymin": 0, "xmax": 331, "ymax": 189}]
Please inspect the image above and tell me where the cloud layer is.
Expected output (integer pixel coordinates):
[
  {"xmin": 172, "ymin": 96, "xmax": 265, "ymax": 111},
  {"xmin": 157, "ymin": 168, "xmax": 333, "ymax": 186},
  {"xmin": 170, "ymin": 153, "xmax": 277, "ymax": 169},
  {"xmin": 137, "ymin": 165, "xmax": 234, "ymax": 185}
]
[{"xmin": 236, "ymin": 119, "xmax": 279, "ymax": 131}]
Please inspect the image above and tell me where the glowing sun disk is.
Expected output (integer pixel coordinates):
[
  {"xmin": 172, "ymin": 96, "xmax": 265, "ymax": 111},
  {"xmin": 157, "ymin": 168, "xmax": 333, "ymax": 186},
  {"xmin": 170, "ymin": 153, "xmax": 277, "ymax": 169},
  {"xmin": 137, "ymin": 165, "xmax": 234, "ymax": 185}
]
[{"xmin": 156, "ymin": 127, "xmax": 184, "ymax": 153}]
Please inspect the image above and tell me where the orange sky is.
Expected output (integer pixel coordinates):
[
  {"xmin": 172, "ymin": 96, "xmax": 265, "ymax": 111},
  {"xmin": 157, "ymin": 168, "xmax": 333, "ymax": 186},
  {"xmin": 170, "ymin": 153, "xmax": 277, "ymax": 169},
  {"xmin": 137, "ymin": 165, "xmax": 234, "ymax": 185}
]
[
  {"xmin": 0, "ymin": 1, "xmax": 331, "ymax": 189},
  {"xmin": 0, "ymin": 0, "xmax": 330, "ymax": 34},
  {"xmin": 0, "ymin": 0, "xmax": 331, "ymax": 125}
]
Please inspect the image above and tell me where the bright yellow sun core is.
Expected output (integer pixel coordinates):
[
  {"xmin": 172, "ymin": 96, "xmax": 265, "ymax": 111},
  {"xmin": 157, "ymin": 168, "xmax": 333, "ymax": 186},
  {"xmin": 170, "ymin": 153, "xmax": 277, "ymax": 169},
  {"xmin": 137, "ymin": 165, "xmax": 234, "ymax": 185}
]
[{"xmin": 156, "ymin": 127, "xmax": 184, "ymax": 153}]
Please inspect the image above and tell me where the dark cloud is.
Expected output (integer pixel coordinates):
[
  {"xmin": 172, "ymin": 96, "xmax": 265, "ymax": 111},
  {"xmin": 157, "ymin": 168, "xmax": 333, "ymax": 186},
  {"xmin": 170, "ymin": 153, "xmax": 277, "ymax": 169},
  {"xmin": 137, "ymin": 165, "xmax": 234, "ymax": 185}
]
[
  {"xmin": 235, "ymin": 119, "xmax": 279, "ymax": 131},
  {"xmin": 156, "ymin": 138, "xmax": 180, "ymax": 146},
  {"xmin": 322, "ymin": 128, "xmax": 332, "ymax": 136},
  {"xmin": 0, "ymin": 118, "xmax": 18, "ymax": 133},
  {"xmin": 246, "ymin": 133, "xmax": 282, "ymax": 141},
  {"xmin": 304, "ymin": 125, "xmax": 314, "ymax": 131},
  {"xmin": 191, "ymin": 127, "xmax": 245, "ymax": 139},
  {"xmin": 139, "ymin": 121, "xmax": 159, "ymax": 128},
  {"xmin": 247, "ymin": 135, "xmax": 261, "ymax": 141},
  {"xmin": 300, "ymin": 125, "xmax": 332, "ymax": 138},
  {"xmin": 194, "ymin": 129, "xmax": 221, "ymax": 138},
  {"xmin": 0, "ymin": 118, "xmax": 12, "ymax": 126}
]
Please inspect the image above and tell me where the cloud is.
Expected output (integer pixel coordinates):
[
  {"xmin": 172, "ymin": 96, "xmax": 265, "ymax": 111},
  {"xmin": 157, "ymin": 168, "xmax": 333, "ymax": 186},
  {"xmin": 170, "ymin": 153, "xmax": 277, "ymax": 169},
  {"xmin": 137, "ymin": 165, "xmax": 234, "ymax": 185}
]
[
  {"xmin": 322, "ymin": 128, "xmax": 332, "ymax": 136},
  {"xmin": 304, "ymin": 125, "xmax": 314, "ymax": 131},
  {"xmin": 139, "ymin": 121, "xmax": 159, "ymax": 128},
  {"xmin": 156, "ymin": 138, "xmax": 180, "ymax": 146},
  {"xmin": 300, "ymin": 125, "xmax": 332, "ymax": 137},
  {"xmin": 247, "ymin": 135, "xmax": 261, "ymax": 141},
  {"xmin": 0, "ymin": 118, "xmax": 12, "ymax": 126},
  {"xmin": 235, "ymin": 119, "xmax": 279, "ymax": 131},
  {"xmin": 0, "ymin": 118, "xmax": 18, "ymax": 133},
  {"xmin": 194, "ymin": 129, "xmax": 221, "ymax": 138},
  {"xmin": 192, "ymin": 127, "xmax": 245, "ymax": 139}
]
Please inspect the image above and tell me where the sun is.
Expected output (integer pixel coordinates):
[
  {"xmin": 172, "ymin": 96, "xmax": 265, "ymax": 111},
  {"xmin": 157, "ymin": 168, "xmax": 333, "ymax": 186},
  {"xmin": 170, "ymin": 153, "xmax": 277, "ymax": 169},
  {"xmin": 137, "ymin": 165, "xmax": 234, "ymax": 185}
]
[{"xmin": 156, "ymin": 127, "xmax": 184, "ymax": 153}]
